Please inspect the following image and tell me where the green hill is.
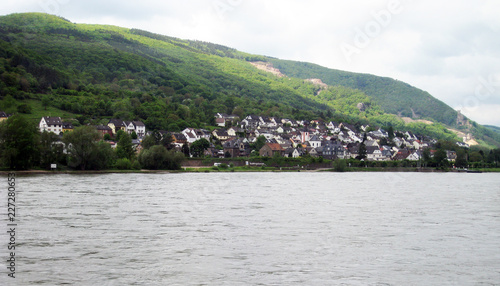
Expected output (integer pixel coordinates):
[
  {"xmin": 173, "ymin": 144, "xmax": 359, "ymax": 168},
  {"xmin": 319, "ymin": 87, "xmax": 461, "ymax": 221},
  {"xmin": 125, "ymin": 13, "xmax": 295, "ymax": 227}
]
[
  {"xmin": 0, "ymin": 13, "xmax": 499, "ymax": 146},
  {"xmin": 267, "ymin": 59, "xmax": 458, "ymax": 125}
]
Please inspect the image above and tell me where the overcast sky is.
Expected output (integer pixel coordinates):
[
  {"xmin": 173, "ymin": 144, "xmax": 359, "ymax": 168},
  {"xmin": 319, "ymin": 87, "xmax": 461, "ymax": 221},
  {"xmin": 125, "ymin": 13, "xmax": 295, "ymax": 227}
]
[{"xmin": 3, "ymin": 0, "xmax": 500, "ymax": 126}]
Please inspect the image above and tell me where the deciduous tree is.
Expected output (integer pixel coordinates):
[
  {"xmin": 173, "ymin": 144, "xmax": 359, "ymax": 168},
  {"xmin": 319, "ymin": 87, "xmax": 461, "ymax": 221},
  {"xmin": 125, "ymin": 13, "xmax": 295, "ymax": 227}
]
[
  {"xmin": 0, "ymin": 115, "xmax": 39, "ymax": 170},
  {"xmin": 63, "ymin": 126, "xmax": 114, "ymax": 170},
  {"xmin": 116, "ymin": 132, "xmax": 135, "ymax": 160},
  {"xmin": 190, "ymin": 138, "xmax": 210, "ymax": 158}
]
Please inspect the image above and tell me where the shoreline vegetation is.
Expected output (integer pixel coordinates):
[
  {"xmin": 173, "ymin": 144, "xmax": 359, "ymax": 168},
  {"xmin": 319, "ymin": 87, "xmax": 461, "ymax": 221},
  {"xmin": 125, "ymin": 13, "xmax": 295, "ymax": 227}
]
[{"xmin": 2, "ymin": 166, "xmax": 498, "ymax": 175}]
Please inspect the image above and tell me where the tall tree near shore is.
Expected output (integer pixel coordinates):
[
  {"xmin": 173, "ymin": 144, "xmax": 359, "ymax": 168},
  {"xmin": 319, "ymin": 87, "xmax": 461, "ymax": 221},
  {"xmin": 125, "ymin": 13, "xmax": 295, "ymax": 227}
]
[
  {"xmin": 0, "ymin": 115, "xmax": 39, "ymax": 170},
  {"xmin": 357, "ymin": 142, "xmax": 367, "ymax": 161},
  {"xmin": 190, "ymin": 138, "xmax": 210, "ymax": 158},
  {"xmin": 39, "ymin": 131, "xmax": 65, "ymax": 169},
  {"xmin": 63, "ymin": 126, "xmax": 114, "ymax": 170},
  {"xmin": 116, "ymin": 133, "xmax": 135, "ymax": 160}
]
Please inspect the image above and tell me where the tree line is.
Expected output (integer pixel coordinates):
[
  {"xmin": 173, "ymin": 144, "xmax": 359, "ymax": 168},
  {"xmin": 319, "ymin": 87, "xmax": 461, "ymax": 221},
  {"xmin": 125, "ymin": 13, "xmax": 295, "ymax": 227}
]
[{"xmin": 0, "ymin": 115, "xmax": 184, "ymax": 171}]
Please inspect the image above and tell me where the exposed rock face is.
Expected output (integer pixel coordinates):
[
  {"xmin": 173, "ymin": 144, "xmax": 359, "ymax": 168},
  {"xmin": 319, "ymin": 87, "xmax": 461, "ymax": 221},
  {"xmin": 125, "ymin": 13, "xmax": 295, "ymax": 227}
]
[
  {"xmin": 305, "ymin": 78, "xmax": 329, "ymax": 95},
  {"xmin": 305, "ymin": 78, "xmax": 328, "ymax": 89},
  {"xmin": 456, "ymin": 110, "xmax": 470, "ymax": 126},
  {"xmin": 357, "ymin": 102, "xmax": 366, "ymax": 112},
  {"xmin": 250, "ymin": 62, "xmax": 285, "ymax": 77}
]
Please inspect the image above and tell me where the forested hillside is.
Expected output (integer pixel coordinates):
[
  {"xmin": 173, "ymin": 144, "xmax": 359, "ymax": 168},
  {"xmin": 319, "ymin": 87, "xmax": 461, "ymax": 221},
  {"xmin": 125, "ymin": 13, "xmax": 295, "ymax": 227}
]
[
  {"xmin": 267, "ymin": 59, "xmax": 458, "ymax": 125},
  {"xmin": 0, "ymin": 13, "xmax": 499, "ymax": 146}
]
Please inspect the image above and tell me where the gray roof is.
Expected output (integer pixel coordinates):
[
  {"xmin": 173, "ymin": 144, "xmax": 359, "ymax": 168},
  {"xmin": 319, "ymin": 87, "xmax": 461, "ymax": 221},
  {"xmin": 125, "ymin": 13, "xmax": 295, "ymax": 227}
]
[
  {"xmin": 108, "ymin": 119, "xmax": 126, "ymax": 127},
  {"xmin": 309, "ymin": 135, "xmax": 321, "ymax": 142},
  {"xmin": 133, "ymin": 121, "xmax": 145, "ymax": 127},
  {"xmin": 96, "ymin": 125, "xmax": 112, "ymax": 131},
  {"xmin": 43, "ymin": 116, "xmax": 62, "ymax": 125}
]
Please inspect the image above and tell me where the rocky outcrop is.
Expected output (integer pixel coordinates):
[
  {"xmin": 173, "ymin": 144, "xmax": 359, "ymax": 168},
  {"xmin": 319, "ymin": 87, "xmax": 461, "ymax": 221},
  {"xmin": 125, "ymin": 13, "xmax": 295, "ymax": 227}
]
[
  {"xmin": 250, "ymin": 62, "xmax": 285, "ymax": 77},
  {"xmin": 305, "ymin": 78, "xmax": 328, "ymax": 89}
]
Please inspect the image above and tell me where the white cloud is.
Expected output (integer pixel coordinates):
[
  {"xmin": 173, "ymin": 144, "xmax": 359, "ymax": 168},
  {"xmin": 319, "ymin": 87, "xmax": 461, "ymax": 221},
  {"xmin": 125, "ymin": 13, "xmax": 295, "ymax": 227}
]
[
  {"xmin": 2, "ymin": 0, "xmax": 500, "ymax": 126},
  {"xmin": 460, "ymin": 104, "xmax": 500, "ymax": 127}
]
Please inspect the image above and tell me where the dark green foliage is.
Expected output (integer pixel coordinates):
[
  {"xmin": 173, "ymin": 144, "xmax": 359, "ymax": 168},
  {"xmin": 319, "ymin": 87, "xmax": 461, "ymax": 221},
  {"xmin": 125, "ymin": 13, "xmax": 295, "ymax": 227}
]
[
  {"xmin": 41, "ymin": 95, "xmax": 51, "ymax": 110},
  {"xmin": 161, "ymin": 132, "xmax": 173, "ymax": 150},
  {"xmin": 141, "ymin": 134, "xmax": 157, "ymax": 150},
  {"xmin": 468, "ymin": 152, "xmax": 483, "ymax": 163},
  {"xmin": 182, "ymin": 143, "xmax": 190, "ymax": 157},
  {"xmin": 63, "ymin": 126, "xmax": 114, "ymax": 170},
  {"xmin": 116, "ymin": 133, "xmax": 135, "ymax": 160},
  {"xmin": 115, "ymin": 158, "xmax": 132, "ymax": 170},
  {"xmin": 357, "ymin": 143, "xmax": 367, "ymax": 160},
  {"xmin": 39, "ymin": 131, "xmax": 65, "ymax": 169},
  {"xmin": 422, "ymin": 148, "xmax": 432, "ymax": 167},
  {"xmin": 0, "ymin": 115, "xmax": 39, "ymax": 169},
  {"xmin": 138, "ymin": 145, "xmax": 184, "ymax": 170},
  {"xmin": 17, "ymin": 103, "xmax": 32, "ymax": 114},
  {"xmin": 251, "ymin": 135, "xmax": 267, "ymax": 152},
  {"xmin": 132, "ymin": 160, "xmax": 142, "ymax": 170},
  {"xmin": 190, "ymin": 138, "xmax": 210, "ymax": 158},
  {"xmin": 333, "ymin": 159, "xmax": 347, "ymax": 172},
  {"xmin": 455, "ymin": 149, "xmax": 468, "ymax": 168},
  {"xmin": 433, "ymin": 149, "xmax": 449, "ymax": 168},
  {"xmin": 131, "ymin": 131, "xmax": 138, "ymax": 140},
  {"xmin": 115, "ymin": 130, "xmax": 126, "ymax": 142}
]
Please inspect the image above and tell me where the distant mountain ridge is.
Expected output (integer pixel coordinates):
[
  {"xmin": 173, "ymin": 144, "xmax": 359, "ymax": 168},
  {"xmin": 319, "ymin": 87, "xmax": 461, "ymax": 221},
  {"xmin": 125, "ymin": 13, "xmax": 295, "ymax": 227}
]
[
  {"xmin": 486, "ymin": 125, "xmax": 500, "ymax": 135},
  {"xmin": 0, "ymin": 13, "xmax": 499, "ymax": 147}
]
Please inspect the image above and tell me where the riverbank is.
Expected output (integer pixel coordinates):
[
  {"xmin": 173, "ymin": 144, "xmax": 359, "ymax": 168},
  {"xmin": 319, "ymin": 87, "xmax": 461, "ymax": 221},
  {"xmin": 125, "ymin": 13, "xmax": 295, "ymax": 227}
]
[{"xmin": 2, "ymin": 167, "xmax": 498, "ymax": 175}]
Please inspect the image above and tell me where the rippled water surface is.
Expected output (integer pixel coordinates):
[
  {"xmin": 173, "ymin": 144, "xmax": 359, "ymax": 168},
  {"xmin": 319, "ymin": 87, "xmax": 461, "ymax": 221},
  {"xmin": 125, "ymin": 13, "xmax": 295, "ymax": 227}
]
[{"xmin": 2, "ymin": 172, "xmax": 500, "ymax": 285}]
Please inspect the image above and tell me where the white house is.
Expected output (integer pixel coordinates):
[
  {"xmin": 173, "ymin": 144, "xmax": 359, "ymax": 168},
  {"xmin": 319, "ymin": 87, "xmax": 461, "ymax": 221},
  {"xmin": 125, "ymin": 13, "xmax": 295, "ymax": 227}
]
[
  {"xmin": 39, "ymin": 117, "xmax": 63, "ymax": 134},
  {"xmin": 227, "ymin": 127, "xmax": 238, "ymax": 137},
  {"xmin": 215, "ymin": 118, "xmax": 226, "ymax": 127},
  {"xmin": 285, "ymin": 148, "xmax": 302, "ymax": 158},
  {"xmin": 124, "ymin": 121, "xmax": 146, "ymax": 138},
  {"xmin": 407, "ymin": 151, "xmax": 422, "ymax": 161},
  {"xmin": 367, "ymin": 146, "xmax": 388, "ymax": 161},
  {"xmin": 308, "ymin": 135, "xmax": 322, "ymax": 148},
  {"xmin": 350, "ymin": 134, "xmax": 363, "ymax": 143},
  {"xmin": 182, "ymin": 128, "xmax": 199, "ymax": 143},
  {"xmin": 133, "ymin": 121, "xmax": 146, "ymax": 138}
]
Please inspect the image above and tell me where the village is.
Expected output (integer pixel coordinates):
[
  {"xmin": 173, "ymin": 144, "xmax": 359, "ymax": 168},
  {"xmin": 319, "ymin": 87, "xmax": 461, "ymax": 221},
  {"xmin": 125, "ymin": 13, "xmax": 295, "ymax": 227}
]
[{"xmin": 35, "ymin": 112, "xmax": 467, "ymax": 164}]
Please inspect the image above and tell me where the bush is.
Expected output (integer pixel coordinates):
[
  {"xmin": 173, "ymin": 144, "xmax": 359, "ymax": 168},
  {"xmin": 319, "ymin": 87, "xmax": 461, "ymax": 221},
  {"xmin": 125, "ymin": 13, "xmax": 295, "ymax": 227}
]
[
  {"xmin": 132, "ymin": 160, "xmax": 141, "ymax": 170},
  {"xmin": 138, "ymin": 145, "xmax": 167, "ymax": 170},
  {"xmin": 115, "ymin": 158, "xmax": 132, "ymax": 170},
  {"xmin": 333, "ymin": 159, "xmax": 347, "ymax": 172},
  {"xmin": 138, "ymin": 145, "xmax": 184, "ymax": 170}
]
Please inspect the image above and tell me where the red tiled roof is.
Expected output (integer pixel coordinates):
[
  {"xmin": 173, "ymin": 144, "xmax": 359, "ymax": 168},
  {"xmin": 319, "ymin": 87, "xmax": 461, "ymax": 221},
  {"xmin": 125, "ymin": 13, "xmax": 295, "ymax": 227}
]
[{"xmin": 267, "ymin": 143, "xmax": 283, "ymax": 151}]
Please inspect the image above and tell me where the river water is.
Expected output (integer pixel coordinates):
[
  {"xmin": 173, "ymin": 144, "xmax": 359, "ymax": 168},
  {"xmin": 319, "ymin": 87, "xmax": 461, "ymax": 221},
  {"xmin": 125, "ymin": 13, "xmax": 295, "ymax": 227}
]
[{"xmin": 2, "ymin": 172, "xmax": 500, "ymax": 285}]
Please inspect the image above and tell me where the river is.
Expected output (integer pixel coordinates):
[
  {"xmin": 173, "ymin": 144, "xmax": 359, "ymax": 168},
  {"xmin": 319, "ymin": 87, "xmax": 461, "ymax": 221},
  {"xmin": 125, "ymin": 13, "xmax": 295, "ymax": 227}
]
[{"xmin": 2, "ymin": 172, "xmax": 500, "ymax": 285}]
